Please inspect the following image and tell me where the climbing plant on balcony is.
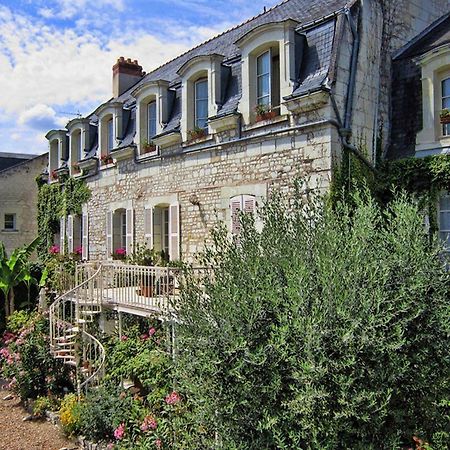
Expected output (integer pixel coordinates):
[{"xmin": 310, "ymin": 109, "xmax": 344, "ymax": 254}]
[{"xmin": 36, "ymin": 176, "xmax": 91, "ymax": 259}]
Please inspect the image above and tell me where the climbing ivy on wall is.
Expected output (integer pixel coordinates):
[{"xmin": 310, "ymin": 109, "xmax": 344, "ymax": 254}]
[
  {"xmin": 330, "ymin": 151, "xmax": 450, "ymax": 236},
  {"xmin": 36, "ymin": 175, "xmax": 91, "ymax": 259}
]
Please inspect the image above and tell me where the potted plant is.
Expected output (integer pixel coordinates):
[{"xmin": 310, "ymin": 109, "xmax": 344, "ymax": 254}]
[
  {"xmin": 187, "ymin": 126, "xmax": 207, "ymax": 142},
  {"xmin": 100, "ymin": 154, "xmax": 114, "ymax": 165},
  {"xmin": 50, "ymin": 170, "xmax": 58, "ymax": 181},
  {"xmin": 113, "ymin": 247, "xmax": 126, "ymax": 260},
  {"xmin": 254, "ymin": 104, "xmax": 277, "ymax": 122},
  {"xmin": 71, "ymin": 162, "xmax": 81, "ymax": 174},
  {"xmin": 440, "ymin": 108, "xmax": 450, "ymax": 124},
  {"xmin": 141, "ymin": 139, "xmax": 157, "ymax": 154}
]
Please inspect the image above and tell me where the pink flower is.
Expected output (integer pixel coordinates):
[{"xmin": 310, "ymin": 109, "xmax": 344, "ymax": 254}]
[
  {"xmin": 141, "ymin": 334, "xmax": 148, "ymax": 341},
  {"xmin": 149, "ymin": 327, "xmax": 156, "ymax": 336},
  {"xmin": 165, "ymin": 391, "xmax": 181, "ymax": 405},
  {"xmin": 155, "ymin": 439, "xmax": 162, "ymax": 449},
  {"xmin": 114, "ymin": 423, "xmax": 125, "ymax": 440},
  {"xmin": 75, "ymin": 246, "xmax": 83, "ymax": 255},
  {"xmin": 115, "ymin": 247, "xmax": 126, "ymax": 256},
  {"xmin": 140, "ymin": 415, "xmax": 157, "ymax": 432},
  {"xmin": 49, "ymin": 245, "xmax": 60, "ymax": 254},
  {"xmin": 120, "ymin": 335, "xmax": 128, "ymax": 341}
]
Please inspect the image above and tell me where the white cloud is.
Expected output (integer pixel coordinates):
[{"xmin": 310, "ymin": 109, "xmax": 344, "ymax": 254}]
[
  {"xmin": 18, "ymin": 104, "xmax": 61, "ymax": 130},
  {"xmin": 38, "ymin": 0, "xmax": 124, "ymax": 20}
]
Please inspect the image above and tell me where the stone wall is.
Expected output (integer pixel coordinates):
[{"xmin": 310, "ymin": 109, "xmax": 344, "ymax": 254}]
[
  {"xmin": 85, "ymin": 118, "xmax": 333, "ymax": 263},
  {"xmin": 0, "ymin": 153, "xmax": 48, "ymax": 256}
]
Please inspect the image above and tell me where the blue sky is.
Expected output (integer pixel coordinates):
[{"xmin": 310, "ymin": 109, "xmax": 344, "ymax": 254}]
[{"xmin": 0, "ymin": 0, "xmax": 278, "ymax": 155}]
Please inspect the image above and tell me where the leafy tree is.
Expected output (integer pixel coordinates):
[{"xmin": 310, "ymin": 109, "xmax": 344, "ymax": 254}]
[
  {"xmin": 0, "ymin": 238, "xmax": 39, "ymax": 318},
  {"xmin": 175, "ymin": 183, "xmax": 450, "ymax": 449}
]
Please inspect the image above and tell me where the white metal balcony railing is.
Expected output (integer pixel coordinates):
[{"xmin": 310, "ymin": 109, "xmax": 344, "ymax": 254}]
[{"xmin": 49, "ymin": 261, "xmax": 207, "ymax": 393}]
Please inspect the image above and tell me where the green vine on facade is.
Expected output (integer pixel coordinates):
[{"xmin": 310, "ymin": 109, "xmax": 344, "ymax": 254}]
[
  {"xmin": 330, "ymin": 150, "xmax": 450, "ymax": 236},
  {"xmin": 36, "ymin": 176, "xmax": 91, "ymax": 258}
]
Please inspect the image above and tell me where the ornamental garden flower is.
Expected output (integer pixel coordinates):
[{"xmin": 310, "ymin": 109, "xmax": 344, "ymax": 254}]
[
  {"xmin": 165, "ymin": 391, "xmax": 181, "ymax": 405},
  {"xmin": 140, "ymin": 415, "xmax": 157, "ymax": 432},
  {"xmin": 114, "ymin": 423, "xmax": 125, "ymax": 440},
  {"xmin": 49, "ymin": 245, "xmax": 60, "ymax": 254}
]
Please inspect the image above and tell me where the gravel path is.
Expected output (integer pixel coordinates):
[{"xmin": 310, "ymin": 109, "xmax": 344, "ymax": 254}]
[{"xmin": 0, "ymin": 381, "xmax": 77, "ymax": 450}]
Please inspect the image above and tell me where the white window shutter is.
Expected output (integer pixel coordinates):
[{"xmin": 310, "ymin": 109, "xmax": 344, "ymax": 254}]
[
  {"xmin": 126, "ymin": 208, "xmax": 134, "ymax": 256},
  {"xmin": 169, "ymin": 202, "xmax": 180, "ymax": 261},
  {"xmin": 144, "ymin": 206, "xmax": 154, "ymax": 250},
  {"xmin": 59, "ymin": 216, "xmax": 66, "ymax": 255},
  {"xmin": 106, "ymin": 211, "xmax": 113, "ymax": 258},
  {"xmin": 230, "ymin": 196, "xmax": 242, "ymax": 236},
  {"xmin": 67, "ymin": 214, "xmax": 74, "ymax": 254},
  {"xmin": 82, "ymin": 213, "xmax": 89, "ymax": 260}
]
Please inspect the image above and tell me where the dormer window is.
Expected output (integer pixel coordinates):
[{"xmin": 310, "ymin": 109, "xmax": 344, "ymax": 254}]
[
  {"xmin": 132, "ymin": 80, "xmax": 170, "ymax": 156},
  {"xmin": 235, "ymin": 19, "xmax": 299, "ymax": 124},
  {"xmin": 195, "ymin": 78, "xmax": 208, "ymax": 130},
  {"xmin": 177, "ymin": 54, "xmax": 225, "ymax": 141},
  {"xmin": 442, "ymin": 77, "xmax": 450, "ymax": 136},
  {"xmin": 45, "ymin": 129, "xmax": 68, "ymax": 180},
  {"xmin": 95, "ymin": 101, "xmax": 123, "ymax": 159}
]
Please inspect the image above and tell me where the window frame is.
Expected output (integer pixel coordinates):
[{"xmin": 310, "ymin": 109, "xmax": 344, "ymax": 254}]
[
  {"xmin": 120, "ymin": 211, "xmax": 127, "ymax": 249},
  {"xmin": 256, "ymin": 49, "xmax": 272, "ymax": 107},
  {"xmin": 4, "ymin": 213, "xmax": 16, "ymax": 231},
  {"xmin": 194, "ymin": 78, "xmax": 208, "ymax": 130}
]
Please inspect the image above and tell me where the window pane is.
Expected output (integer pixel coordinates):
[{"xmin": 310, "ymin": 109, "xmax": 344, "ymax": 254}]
[
  {"xmin": 148, "ymin": 102, "xmax": 157, "ymax": 138},
  {"xmin": 195, "ymin": 79, "xmax": 208, "ymax": 100},
  {"xmin": 4, "ymin": 214, "xmax": 15, "ymax": 230},
  {"xmin": 78, "ymin": 133, "xmax": 83, "ymax": 159},
  {"xmin": 107, "ymin": 119, "xmax": 114, "ymax": 151},
  {"xmin": 257, "ymin": 52, "xmax": 270, "ymax": 76},
  {"xmin": 440, "ymin": 195, "xmax": 450, "ymax": 210},
  {"xmin": 257, "ymin": 74, "xmax": 270, "ymax": 101},
  {"xmin": 440, "ymin": 211, "xmax": 450, "ymax": 230},
  {"xmin": 440, "ymin": 231, "xmax": 450, "ymax": 249},
  {"xmin": 443, "ymin": 97, "xmax": 450, "ymax": 109},
  {"xmin": 442, "ymin": 78, "xmax": 450, "ymax": 98}
]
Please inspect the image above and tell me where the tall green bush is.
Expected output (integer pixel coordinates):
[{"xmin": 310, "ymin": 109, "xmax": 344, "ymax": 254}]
[{"xmin": 175, "ymin": 183, "xmax": 450, "ymax": 449}]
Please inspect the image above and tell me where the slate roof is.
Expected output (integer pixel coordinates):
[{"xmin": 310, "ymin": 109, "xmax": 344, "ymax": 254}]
[
  {"xmin": 0, "ymin": 152, "xmax": 39, "ymax": 172},
  {"xmin": 387, "ymin": 13, "xmax": 450, "ymax": 160},
  {"xmin": 84, "ymin": 0, "xmax": 350, "ymax": 156}
]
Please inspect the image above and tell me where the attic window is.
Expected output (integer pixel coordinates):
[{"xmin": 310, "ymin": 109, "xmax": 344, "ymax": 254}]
[
  {"xmin": 107, "ymin": 118, "xmax": 114, "ymax": 152},
  {"xmin": 147, "ymin": 101, "xmax": 157, "ymax": 140}
]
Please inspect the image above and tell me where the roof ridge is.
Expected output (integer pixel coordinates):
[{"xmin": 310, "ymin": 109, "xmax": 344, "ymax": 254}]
[
  {"xmin": 393, "ymin": 11, "xmax": 450, "ymax": 60},
  {"xmin": 142, "ymin": 0, "xmax": 292, "ymax": 78}
]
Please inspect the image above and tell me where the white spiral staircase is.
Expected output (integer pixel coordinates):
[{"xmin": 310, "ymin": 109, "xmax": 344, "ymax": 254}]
[{"xmin": 49, "ymin": 263, "xmax": 106, "ymax": 394}]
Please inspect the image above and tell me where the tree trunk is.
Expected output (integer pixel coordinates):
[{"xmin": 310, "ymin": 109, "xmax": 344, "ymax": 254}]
[
  {"xmin": 9, "ymin": 289, "xmax": 15, "ymax": 316},
  {"xmin": 4, "ymin": 289, "xmax": 10, "ymax": 318}
]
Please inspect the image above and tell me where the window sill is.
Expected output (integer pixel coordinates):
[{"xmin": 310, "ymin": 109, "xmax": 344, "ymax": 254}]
[
  {"xmin": 244, "ymin": 114, "xmax": 289, "ymax": 132},
  {"xmin": 99, "ymin": 162, "xmax": 116, "ymax": 171},
  {"xmin": 137, "ymin": 151, "xmax": 159, "ymax": 161},
  {"xmin": 1, "ymin": 229, "xmax": 18, "ymax": 233}
]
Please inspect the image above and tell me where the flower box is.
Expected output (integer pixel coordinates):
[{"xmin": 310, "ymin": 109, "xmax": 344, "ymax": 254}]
[
  {"xmin": 440, "ymin": 115, "xmax": 450, "ymax": 124},
  {"xmin": 142, "ymin": 143, "xmax": 157, "ymax": 154},
  {"xmin": 439, "ymin": 109, "xmax": 450, "ymax": 124},
  {"xmin": 255, "ymin": 110, "xmax": 277, "ymax": 122},
  {"xmin": 50, "ymin": 170, "xmax": 58, "ymax": 181},
  {"xmin": 187, "ymin": 127, "xmax": 207, "ymax": 142},
  {"xmin": 100, "ymin": 154, "xmax": 114, "ymax": 165}
]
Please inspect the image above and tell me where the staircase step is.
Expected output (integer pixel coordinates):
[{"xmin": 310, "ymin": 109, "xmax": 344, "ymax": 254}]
[
  {"xmin": 56, "ymin": 341, "xmax": 76, "ymax": 347},
  {"xmin": 76, "ymin": 319, "xmax": 89, "ymax": 324},
  {"xmin": 80, "ymin": 310, "xmax": 101, "ymax": 315},
  {"xmin": 66, "ymin": 360, "xmax": 77, "ymax": 367},
  {"xmin": 68, "ymin": 327, "xmax": 80, "ymax": 333},
  {"xmin": 55, "ymin": 335, "xmax": 77, "ymax": 341}
]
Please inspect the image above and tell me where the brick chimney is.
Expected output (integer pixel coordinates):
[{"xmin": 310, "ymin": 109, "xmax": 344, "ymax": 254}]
[{"xmin": 112, "ymin": 57, "xmax": 144, "ymax": 98}]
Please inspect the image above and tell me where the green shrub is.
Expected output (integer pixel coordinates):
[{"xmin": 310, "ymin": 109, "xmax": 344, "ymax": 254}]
[
  {"xmin": 175, "ymin": 184, "xmax": 450, "ymax": 449},
  {"xmin": 33, "ymin": 395, "xmax": 60, "ymax": 417},
  {"xmin": 60, "ymin": 393, "xmax": 83, "ymax": 436}
]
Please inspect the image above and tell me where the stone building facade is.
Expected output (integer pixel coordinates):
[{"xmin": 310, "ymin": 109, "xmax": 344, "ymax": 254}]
[
  {"xmin": 0, "ymin": 153, "xmax": 48, "ymax": 255},
  {"xmin": 44, "ymin": 0, "xmax": 449, "ymax": 263}
]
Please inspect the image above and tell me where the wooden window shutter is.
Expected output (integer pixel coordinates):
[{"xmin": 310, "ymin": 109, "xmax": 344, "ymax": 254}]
[
  {"xmin": 82, "ymin": 213, "xmax": 89, "ymax": 260},
  {"xmin": 106, "ymin": 211, "xmax": 113, "ymax": 258},
  {"xmin": 126, "ymin": 208, "xmax": 134, "ymax": 256},
  {"xmin": 230, "ymin": 196, "xmax": 243, "ymax": 236},
  {"xmin": 243, "ymin": 195, "xmax": 256, "ymax": 214},
  {"xmin": 169, "ymin": 202, "xmax": 180, "ymax": 261},
  {"xmin": 144, "ymin": 206, "xmax": 154, "ymax": 250},
  {"xmin": 59, "ymin": 216, "xmax": 66, "ymax": 255},
  {"xmin": 67, "ymin": 214, "xmax": 74, "ymax": 254}
]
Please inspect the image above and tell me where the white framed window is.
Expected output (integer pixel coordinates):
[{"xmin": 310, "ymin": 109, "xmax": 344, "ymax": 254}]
[
  {"xmin": 194, "ymin": 78, "xmax": 208, "ymax": 130},
  {"xmin": 442, "ymin": 77, "xmax": 450, "ymax": 137},
  {"xmin": 107, "ymin": 118, "xmax": 114, "ymax": 152},
  {"xmin": 256, "ymin": 50, "xmax": 271, "ymax": 106},
  {"xmin": 439, "ymin": 193, "xmax": 450, "ymax": 252},
  {"xmin": 147, "ymin": 101, "xmax": 157, "ymax": 140},
  {"xmin": 4, "ymin": 213, "xmax": 16, "ymax": 230},
  {"xmin": 77, "ymin": 131, "xmax": 83, "ymax": 160}
]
